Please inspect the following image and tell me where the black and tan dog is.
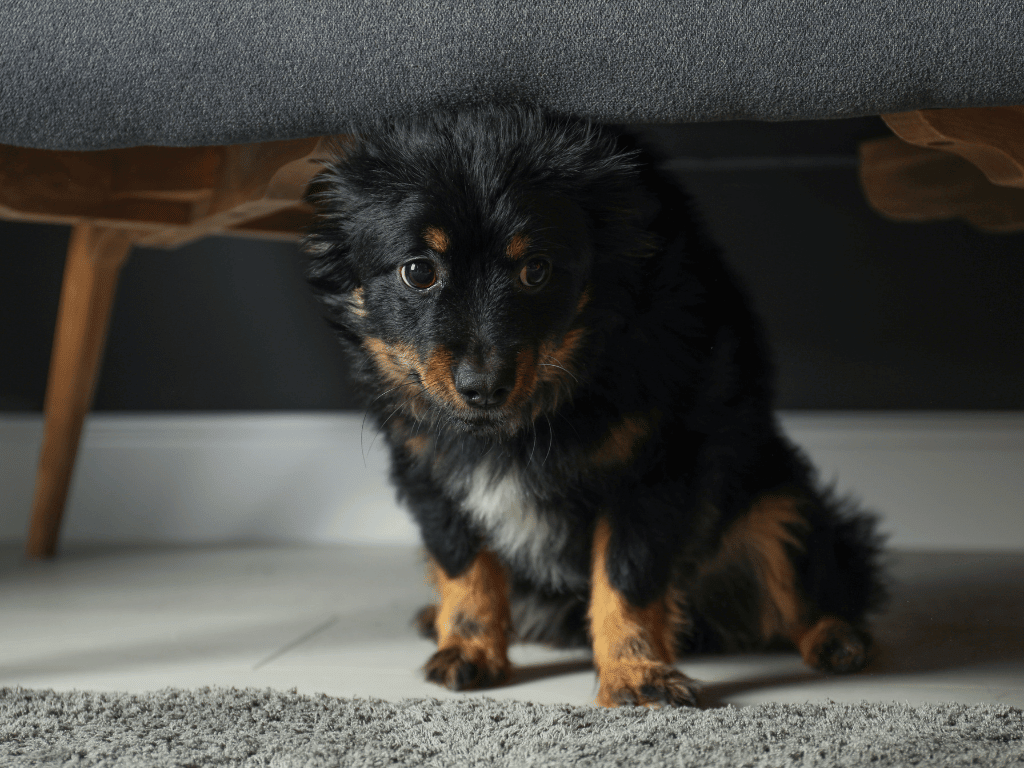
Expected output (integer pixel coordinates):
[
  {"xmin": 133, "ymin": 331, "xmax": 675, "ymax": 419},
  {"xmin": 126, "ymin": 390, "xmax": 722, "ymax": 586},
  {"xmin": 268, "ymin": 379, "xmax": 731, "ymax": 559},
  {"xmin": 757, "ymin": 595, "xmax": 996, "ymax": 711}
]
[{"xmin": 305, "ymin": 106, "xmax": 886, "ymax": 708}]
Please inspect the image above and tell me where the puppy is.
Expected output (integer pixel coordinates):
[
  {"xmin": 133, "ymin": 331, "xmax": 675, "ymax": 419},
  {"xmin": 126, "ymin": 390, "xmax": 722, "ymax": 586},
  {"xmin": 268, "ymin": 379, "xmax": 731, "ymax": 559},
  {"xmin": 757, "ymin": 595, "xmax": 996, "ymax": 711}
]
[{"xmin": 304, "ymin": 106, "xmax": 886, "ymax": 708}]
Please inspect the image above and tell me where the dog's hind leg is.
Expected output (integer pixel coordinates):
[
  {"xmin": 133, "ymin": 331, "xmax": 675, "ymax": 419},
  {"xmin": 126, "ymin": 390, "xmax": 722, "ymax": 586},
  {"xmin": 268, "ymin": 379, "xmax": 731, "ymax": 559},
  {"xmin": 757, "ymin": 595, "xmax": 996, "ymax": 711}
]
[
  {"xmin": 589, "ymin": 518, "xmax": 698, "ymax": 707},
  {"xmin": 695, "ymin": 492, "xmax": 879, "ymax": 674},
  {"xmin": 423, "ymin": 550, "xmax": 512, "ymax": 690},
  {"xmin": 413, "ymin": 603, "xmax": 438, "ymax": 640}
]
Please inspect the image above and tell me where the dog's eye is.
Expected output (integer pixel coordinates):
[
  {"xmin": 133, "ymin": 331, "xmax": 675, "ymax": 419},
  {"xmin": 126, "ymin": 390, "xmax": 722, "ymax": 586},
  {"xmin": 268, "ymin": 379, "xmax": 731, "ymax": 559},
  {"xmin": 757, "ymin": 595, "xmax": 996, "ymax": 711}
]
[
  {"xmin": 400, "ymin": 259, "xmax": 437, "ymax": 290},
  {"xmin": 519, "ymin": 258, "xmax": 550, "ymax": 289}
]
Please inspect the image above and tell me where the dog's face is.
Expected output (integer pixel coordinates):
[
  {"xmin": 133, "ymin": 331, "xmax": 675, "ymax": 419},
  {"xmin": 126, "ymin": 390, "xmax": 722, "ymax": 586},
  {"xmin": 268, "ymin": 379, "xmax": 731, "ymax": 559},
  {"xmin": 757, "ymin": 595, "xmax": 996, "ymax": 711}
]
[
  {"xmin": 306, "ymin": 108, "xmax": 648, "ymax": 438},
  {"xmin": 365, "ymin": 194, "xmax": 596, "ymax": 435}
]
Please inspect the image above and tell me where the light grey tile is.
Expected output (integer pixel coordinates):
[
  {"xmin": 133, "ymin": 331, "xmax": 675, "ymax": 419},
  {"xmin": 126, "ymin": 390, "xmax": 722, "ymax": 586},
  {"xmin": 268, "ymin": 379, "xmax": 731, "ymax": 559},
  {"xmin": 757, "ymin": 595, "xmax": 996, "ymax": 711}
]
[{"xmin": 1, "ymin": 544, "xmax": 1020, "ymax": 710}]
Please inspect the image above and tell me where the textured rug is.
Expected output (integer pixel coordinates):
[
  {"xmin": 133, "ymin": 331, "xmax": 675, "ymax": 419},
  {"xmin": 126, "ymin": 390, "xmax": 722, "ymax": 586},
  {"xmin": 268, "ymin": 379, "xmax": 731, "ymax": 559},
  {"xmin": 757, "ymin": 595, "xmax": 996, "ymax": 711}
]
[{"xmin": 1, "ymin": 687, "xmax": 1021, "ymax": 767}]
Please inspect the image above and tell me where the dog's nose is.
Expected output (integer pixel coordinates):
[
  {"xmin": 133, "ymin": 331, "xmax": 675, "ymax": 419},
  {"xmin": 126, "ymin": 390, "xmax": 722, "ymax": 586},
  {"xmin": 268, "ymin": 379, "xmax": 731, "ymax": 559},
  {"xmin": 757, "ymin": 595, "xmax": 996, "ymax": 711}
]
[{"xmin": 453, "ymin": 360, "xmax": 515, "ymax": 409}]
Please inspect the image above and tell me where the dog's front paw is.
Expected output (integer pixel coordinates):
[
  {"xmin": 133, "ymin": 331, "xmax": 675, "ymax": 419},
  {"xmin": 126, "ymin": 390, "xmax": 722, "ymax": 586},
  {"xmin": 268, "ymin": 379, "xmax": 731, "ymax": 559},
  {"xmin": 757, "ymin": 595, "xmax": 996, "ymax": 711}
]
[
  {"xmin": 424, "ymin": 645, "xmax": 511, "ymax": 690},
  {"xmin": 597, "ymin": 661, "xmax": 699, "ymax": 708}
]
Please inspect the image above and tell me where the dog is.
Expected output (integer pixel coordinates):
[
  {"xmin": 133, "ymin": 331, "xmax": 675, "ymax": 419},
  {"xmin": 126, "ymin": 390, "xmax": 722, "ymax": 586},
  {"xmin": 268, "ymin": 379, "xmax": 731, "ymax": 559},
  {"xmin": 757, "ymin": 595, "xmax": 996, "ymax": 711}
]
[{"xmin": 304, "ymin": 105, "xmax": 886, "ymax": 708}]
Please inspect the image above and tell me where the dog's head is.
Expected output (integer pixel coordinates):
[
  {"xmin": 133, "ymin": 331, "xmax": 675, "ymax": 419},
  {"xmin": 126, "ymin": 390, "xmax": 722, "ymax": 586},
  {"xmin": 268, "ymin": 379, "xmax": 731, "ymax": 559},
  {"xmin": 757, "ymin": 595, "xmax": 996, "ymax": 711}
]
[{"xmin": 305, "ymin": 107, "xmax": 655, "ymax": 438}]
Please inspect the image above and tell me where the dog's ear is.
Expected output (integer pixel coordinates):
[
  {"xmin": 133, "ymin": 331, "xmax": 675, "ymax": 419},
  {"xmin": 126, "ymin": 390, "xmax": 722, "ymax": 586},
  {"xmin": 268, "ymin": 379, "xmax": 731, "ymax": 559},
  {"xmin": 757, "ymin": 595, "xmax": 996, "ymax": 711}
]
[
  {"xmin": 305, "ymin": 248, "xmax": 362, "ymax": 346},
  {"xmin": 302, "ymin": 145, "xmax": 370, "ymax": 343},
  {"xmin": 305, "ymin": 230, "xmax": 359, "ymax": 295},
  {"xmin": 304, "ymin": 228, "xmax": 364, "ymax": 341},
  {"xmin": 304, "ymin": 187, "xmax": 364, "ymax": 343}
]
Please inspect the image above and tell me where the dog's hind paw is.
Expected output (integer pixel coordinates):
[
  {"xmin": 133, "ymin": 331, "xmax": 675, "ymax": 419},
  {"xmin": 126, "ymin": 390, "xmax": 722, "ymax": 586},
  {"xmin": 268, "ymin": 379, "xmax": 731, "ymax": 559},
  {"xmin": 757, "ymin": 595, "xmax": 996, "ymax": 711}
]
[
  {"xmin": 424, "ymin": 646, "xmax": 511, "ymax": 691},
  {"xmin": 413, "ymin": 604, "xmax": 438, "ymax": 641},
  {"xmin": 597, "ymin": 662, "xmax": 700, "ymax": 709},
  {"xmin": 798, "ymin": 617, "xmax": 870, "ymax": 674}
]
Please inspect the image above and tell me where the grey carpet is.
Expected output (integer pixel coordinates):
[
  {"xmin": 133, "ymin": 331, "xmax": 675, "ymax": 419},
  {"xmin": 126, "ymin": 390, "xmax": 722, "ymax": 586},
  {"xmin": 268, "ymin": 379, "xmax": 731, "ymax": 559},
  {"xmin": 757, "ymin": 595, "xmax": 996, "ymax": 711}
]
[
  {"xmin": 1, "ymin": 687, "xmax": 1021, "ymax": 767},
  {"xmin": 3, "ymin": 1, "xmax": 1024, "ymax": 150}
]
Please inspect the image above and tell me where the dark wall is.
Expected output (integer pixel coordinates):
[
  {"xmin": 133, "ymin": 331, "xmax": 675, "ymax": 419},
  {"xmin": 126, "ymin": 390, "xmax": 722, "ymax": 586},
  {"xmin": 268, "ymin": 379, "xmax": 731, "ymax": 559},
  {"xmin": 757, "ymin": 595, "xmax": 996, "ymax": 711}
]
[
  {"xmin": 2, "ymin": 117, "xmax": 1022, "ymax": 412},
  {"xmin": 0, "ymin": 228, "xmax": 362, "ymax": 411}
]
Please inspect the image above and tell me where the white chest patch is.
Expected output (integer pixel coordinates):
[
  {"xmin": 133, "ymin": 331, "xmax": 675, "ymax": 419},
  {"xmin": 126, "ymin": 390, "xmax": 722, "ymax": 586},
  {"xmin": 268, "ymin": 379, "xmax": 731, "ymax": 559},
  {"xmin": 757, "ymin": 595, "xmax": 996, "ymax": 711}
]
[{"xmin": 458, "ymin": 462, "xmax": 582, "ymax": 592}]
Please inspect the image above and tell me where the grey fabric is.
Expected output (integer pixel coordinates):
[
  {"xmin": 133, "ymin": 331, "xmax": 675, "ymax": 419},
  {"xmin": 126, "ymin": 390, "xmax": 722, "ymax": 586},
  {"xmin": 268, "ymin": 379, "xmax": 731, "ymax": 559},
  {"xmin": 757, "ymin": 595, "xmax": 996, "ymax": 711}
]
[
  {"xmin": 1, "ymin": 1, "xmax": 1023, "ymax": 151},
  {"xmin": 1, "ymin": 687, "xmax": 1022, "ymax": 767}
]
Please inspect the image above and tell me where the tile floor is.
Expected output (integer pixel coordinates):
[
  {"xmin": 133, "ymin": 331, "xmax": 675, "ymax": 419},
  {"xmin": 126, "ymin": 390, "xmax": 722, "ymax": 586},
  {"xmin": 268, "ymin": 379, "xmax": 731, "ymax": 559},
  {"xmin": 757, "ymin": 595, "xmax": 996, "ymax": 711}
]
[{"xmin": 1, "ymin": 543, "xmax": 1021, "ymax": 708}]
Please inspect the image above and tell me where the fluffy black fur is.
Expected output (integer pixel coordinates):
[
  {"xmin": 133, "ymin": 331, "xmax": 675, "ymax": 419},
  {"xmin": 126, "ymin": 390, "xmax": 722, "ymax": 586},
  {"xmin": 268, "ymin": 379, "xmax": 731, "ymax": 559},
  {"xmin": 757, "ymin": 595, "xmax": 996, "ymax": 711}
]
[{"xmin": 305, "ymin": 106, "xmax": 886, "ymax": 687}]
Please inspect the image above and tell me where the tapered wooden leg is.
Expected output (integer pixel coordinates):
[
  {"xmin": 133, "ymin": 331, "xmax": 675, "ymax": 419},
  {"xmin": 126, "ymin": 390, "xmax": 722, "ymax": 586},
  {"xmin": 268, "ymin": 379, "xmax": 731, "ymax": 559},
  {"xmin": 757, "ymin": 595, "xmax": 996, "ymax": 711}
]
[{"xmin": 25, "ymin": 223, "xmax": 134, "ymax": 559}]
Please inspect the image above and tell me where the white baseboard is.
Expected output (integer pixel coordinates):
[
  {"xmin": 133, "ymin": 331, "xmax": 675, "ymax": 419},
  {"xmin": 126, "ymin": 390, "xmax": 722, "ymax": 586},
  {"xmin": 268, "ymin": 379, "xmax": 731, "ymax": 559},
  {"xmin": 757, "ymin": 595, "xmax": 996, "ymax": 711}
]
[{"xmin": 1, "ymin": 412, "xmax": 1022, "ymax": 551}]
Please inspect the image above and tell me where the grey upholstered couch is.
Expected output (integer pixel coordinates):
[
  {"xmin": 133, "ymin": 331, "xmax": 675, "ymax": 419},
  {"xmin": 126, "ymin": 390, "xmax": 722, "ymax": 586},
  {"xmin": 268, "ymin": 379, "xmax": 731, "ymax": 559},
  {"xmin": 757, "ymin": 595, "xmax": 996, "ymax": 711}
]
[{"xmin": 3, "ymin": 0, "xmax": 1024, "ymax": 151}]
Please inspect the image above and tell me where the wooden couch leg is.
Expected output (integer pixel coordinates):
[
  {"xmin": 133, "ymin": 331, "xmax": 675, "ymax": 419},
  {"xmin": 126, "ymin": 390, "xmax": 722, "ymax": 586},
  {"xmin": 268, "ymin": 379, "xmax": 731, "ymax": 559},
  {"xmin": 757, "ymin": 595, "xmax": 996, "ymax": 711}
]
[{"xmin": 25, "ymin": 223, "xmax": 134, "ymax": 559}]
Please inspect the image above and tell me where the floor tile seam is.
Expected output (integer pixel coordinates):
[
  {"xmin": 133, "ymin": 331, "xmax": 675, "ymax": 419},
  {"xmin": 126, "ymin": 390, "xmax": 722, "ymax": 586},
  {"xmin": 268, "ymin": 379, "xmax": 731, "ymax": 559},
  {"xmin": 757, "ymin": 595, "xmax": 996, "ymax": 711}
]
[{"xmin": 252, "ymin": 614, "xmax": 341, "ymax": 670}]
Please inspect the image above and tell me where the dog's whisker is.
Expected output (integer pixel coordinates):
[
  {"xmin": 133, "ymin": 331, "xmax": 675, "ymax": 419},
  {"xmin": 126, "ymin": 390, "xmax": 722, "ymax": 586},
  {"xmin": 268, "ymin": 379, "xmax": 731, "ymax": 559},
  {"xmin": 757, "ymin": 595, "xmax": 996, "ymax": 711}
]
[
  {"xmin": 527, "ymin": 421, "xmax": 539, "ymax": 468},
  {"xmin": 360, "ymin": 379, "xmax": 421, "ymax": 466},
  {"xmin": 369, "ymin": 380, "xmax": 415, "ymax": 406},
  {"xmin": 558, "ymin": 411, "xmax": 582, "ymax": 441},
  {"xmin": 543, "ymin": 414, "xmax": 555, "ymax": 467},
  {"xmin": 539, "ymin": 360, "xmax": 579, "ymax": 385},
  {"xmin": 359, "ymin": 411, "xmax": 370, "ymax": 467},
  {"xmin": 367, "ymin": 406, "xmax": 404, "ymax": 457}
]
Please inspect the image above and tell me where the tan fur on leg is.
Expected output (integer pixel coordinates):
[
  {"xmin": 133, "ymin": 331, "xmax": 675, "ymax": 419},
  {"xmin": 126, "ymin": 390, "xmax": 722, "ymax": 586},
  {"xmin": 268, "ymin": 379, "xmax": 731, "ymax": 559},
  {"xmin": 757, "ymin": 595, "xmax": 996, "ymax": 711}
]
[
  {"xmin": 712, "ymin": 494, "xmax": 869, "ymax": 674},
  {"xmin": 589, "ymin": 519, "xmax": 696, "ymax": 707},
  {"xmin": 424, "ymin": 551, "xmax": 512, "ymax": 690}
]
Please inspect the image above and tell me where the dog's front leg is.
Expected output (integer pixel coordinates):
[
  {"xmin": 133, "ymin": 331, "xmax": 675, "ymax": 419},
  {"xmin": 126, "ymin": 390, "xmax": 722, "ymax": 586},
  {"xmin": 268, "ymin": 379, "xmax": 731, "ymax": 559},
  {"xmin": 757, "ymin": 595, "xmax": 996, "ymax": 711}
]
[
  {"xmin": 589, "ymin": 517, "xmax": 698, "ymax": 707},
  {"xmin": 424, "ymin": 550, "xmax": 512, "ymax": 690},
  {"xmin": 390, "ymin": 447, "xmax": 513, "ymax": 690}
]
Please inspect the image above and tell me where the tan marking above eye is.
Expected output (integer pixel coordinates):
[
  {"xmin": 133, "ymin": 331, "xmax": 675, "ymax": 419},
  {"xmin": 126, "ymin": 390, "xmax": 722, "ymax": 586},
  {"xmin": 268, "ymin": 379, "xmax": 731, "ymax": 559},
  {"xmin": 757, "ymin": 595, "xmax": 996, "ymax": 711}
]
[
  {"xmin": 505, "ymin": 233, "xmax": 531, "ymax": 261},
  {"xmin": 423, "ymin": 226, "xmax": 450, "ymax": 253}
]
